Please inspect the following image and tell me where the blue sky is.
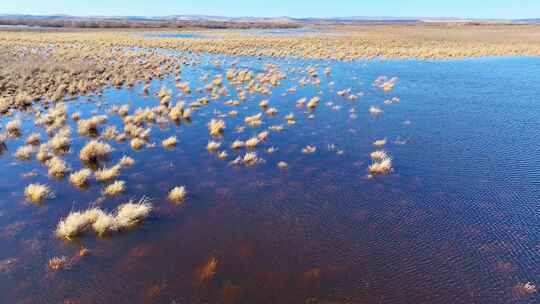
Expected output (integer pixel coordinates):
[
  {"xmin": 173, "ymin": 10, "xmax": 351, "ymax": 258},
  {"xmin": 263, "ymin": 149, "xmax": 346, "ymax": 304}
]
[{"xmin": 0, "ymin": 0, "xmax": 538, "ymax": 19}]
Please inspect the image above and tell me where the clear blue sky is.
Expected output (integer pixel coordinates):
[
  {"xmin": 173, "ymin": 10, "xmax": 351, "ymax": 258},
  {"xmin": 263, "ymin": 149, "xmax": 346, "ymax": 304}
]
[{"xmin": 0, "ymin": 0, "xmax": 538, "ymax": 19}]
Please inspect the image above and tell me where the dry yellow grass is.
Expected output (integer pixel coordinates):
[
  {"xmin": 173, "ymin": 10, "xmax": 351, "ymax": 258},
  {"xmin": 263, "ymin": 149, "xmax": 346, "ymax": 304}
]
[
  {"xmin": 80, "ymin": 140, "xmax": 112, "ymax": 162},
  {"xmin": 24, "ymin": 183, "xmax": 53, "ymax": 203},
  {"xmin": 69, "ymin": 169, "xmax": 92, "ymax": 187},
  {"xmin": 168, "ymin": 186, "xmax": 187, "ymax": 203},
  {"xmin": 103, "ymin": 180, "xmax": 126, "ymax": 196},
  {"xmin": 162, "ymin": 136, "xmax": 178, "ymax": 148}
]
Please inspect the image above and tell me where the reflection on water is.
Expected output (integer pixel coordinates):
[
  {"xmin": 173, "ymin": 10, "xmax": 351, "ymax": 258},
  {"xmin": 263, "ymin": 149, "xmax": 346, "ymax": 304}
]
[{"xmin": 0, "ymin": 54, "xmax": 540, "ymax": 303}]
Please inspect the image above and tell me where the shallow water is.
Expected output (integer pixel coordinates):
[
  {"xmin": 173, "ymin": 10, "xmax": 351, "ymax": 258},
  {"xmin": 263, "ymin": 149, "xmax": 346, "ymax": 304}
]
[{"xmin": 1, "ymin": 54, "xmax": 540, "ymax": 303}]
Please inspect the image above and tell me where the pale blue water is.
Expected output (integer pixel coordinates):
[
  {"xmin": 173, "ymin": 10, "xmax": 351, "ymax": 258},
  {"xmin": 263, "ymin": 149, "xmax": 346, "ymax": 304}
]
[{"xmin": 0, "ymin": 54, "xmax": 539, "ymax": 303}]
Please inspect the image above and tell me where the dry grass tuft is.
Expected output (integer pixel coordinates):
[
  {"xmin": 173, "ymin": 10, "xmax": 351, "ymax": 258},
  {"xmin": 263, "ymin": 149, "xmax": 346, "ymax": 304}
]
[
  {"xmin": 370, "ymin": 150, "xmax": 388, "ymax": 161},
  {"xmin": 114, "ymin": 197, "xmax": 152, "ymax": 228},
  {"xmin": 95, "ymin": 165, "xmax": 121, "ymax": 182},
  {"xmin": 15, "ymin": 145, "xmax": 33, "ymax": 160},
  {"xmin": 69, "ymin": 169, "xmax": 92, "ymax": 187},
  {"xmin": 207, "ymin": 141, "xmax": 221, "ymax": 152},
  {"xmin": 168, "ymin": 186, "xmax": 187, "ymax": 203},
  {"xmin": 162, "ymin": 136, "xmax": 177, "ymax": 148},
  {"xmin": 103, "ymin": 180, "xmax": 126, "ymax": 196},
  {"xmin": 47, "ymin": 157, "xmax": 70, "ymax": 177},
  {"xmin": 48, "ymin": 256, "xmax": 69, "ymax": 271},
  {"xmin": 25, "ymin": 133, "xmax": 41, "ymax": 146},
  {"xmin": 6, "ymin": 119, "xmax": 21, "ymax": 137},
  {"xmin": 368, "ymin": 157, "xmax": 393, "ymax": 175},
  {"xmin": 118, "ymin": 155, "xmax": 135, "ymax": 167},
  {"xmin": 80, "ymin": 140, "xmax": 112, "ymax": 162},
  {"xmin": 130, "ymin": 138, "xmax": 145, "ymax": 150},
  {"xmin": 369, "ymin": 106, "xmax": 383, "ymax": 116},
  {"xmin": 208, "ymin": 119, "xmax": 226, "ymax": 137},
  {"xmin": 302, "ymin": 145, "xmax": 317, "ymax": 154},
  {"xmin": 25, "ymin": 183, "xmax": 53, "ymax": 203},
  {"xmin": 373, "ymin": 138, "xmax": 387, "ymax": 147}
]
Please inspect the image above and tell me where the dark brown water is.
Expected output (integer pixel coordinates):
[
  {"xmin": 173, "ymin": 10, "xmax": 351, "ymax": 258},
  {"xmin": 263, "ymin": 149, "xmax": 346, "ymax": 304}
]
[{"xmin": 1, "ymin": 54, "xmax": 540, "ymax": 303}]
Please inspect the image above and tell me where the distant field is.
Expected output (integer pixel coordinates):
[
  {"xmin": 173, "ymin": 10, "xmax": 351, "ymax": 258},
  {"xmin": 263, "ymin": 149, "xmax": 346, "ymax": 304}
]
[{"xmin": 1, "ymin": 23, "xmax": 540, "ymax": 108}]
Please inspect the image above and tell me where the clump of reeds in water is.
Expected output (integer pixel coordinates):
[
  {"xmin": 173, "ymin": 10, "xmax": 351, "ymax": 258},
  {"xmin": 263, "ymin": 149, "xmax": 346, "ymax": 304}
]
[
  {"xmin": 130, "ymin": 138, "xmax": 145, "ymax": 150},
  {"xmin": 77, "ymin": 115, "xmax": 107, "ymax": 136},
  {"xmin": 368, "ymin": 156, "xmax": 393, "ymax": 176},
  {"xmin": 48, "ymin": 256, "xmax": 69, "ymax": 271},
  {"xmin": 47, "ymin": 157, "xmax": 70, "ymax": 177},
  {"xmin": 168, "ymin": 186, "xmax": 187, "ymax": 203},
  {"xmin": 80, "ymin": 140, "xmax": 112, "ymax": 163},
  {"xmin": 373, "ymin": 138, "xmax": 387, "ymax": 147},
  {"xmin": 231, "ymin": 140, "xmax": 245, "ymax": 150},
  {"xmin": 55, "ymin": 197, "xmax": 152, "ymax": 240},
  {"xmin": 162, "ymin": 136, "xmax": 177, "ymax": 149},
  {"xmin": 369, "ymin": 106, "xmax": 383, "ymax": 116},
  {"xmin": 6, "ymin": 119, "xmax": 21, "ymax": 137},
  {"xmin": 198, "ymin": 257, "xmax": 218, "ymax": 282},
  {"xmin": 15, "ymin": 145, "xmax": 33, "ymax": 160},
  {"xmin": 277, "ymin": 161, "xmax": 288, "ymax": 169},
  {"xmin": 69, "ymin": 169, "xmax": 92, "ymax": 188},
  {"xmin": 245, "ymin": 113, "xmax": 263, "ymax": 128},
  {"xmin": 103, "ymin": 180, "xmax": 125, "ymax": 196},
  {"xmin": 48, "ymin": 127, "xmax": 71, "ymax": 152},
  {"xmin": 95, "ymin": 165, "xmax": 121, "ymax": 182},
  {"xmin": 25, "ymin": 133, "xmax": 40, "ymax": 146},
  {"xmin": 118, "ymin": 155, "xmax": 135, "ymax": 167},
  {"xmin": 25, "ymin": 183, "xmax": 53, "ymax": 203},
  {"xmin": 208, "ymin": 119, "xmax": 225, "ymax": 137},
  {"xmin": 245, "ymin": 137, "xmax": 260, "ymax": 149},
  {"xmin": 302, "ymin": 145, "xmax": 317, "ymax": 154},
  {"xmin": 207, "ymin": 141, "xmax": 221, "ymax": 152}
]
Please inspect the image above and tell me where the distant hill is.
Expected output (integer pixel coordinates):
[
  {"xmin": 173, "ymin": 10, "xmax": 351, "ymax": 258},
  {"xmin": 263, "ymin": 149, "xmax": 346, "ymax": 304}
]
[{"xmin": 0, "ymin": 14, "xmax": 538, "ymax": 29}]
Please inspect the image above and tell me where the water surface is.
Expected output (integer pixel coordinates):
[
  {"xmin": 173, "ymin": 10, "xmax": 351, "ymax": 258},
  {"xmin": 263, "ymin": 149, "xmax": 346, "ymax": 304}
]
[{"xmin": 0, "ymin": 55, "xmax": 539, "ymax": 303}]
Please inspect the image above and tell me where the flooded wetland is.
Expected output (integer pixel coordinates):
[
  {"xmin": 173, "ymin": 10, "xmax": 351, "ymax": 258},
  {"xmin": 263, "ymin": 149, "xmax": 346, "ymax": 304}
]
[{"xmin": 0, "ymin": 25, "xmax": 540, "ymax": 304}]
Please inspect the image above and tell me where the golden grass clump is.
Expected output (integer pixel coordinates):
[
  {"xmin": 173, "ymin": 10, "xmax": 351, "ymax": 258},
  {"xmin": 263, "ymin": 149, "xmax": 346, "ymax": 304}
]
[
  {"xmin": 69, "ymin": 169, "xmax": 92, "ymax": 187},
  {"xmin": 55, "ymin": 208, "xmax": 103, "ymax": 240},
  {"xmin": 277, "ymin": 161, "xmax": 288, "ymax": 169},
  {"xmin": 243, "ymin": 152, "xmax": 261, "ymax": 166},
  {"xmin": 162, "ymin": 136, "xmax": 177, "ymax": 148},
  {"xmin": 15, "ymin": 145, "xmax": 33, "ymax": 160},
  {"xmin": 47, "ymin": 157, "xmax": 70, "ymax": 177},
  {"xmin": 207, "ymin": 141, "xmax": 221, "ymax": 152},
  {"xmin": 103, "ymin": 180, "xmax": 126, "ymax": 196},
  {"xmin": 370, "ymin": 150, "xmax": 389, "ymax": 161},
  {"xmin": 49, "ymin": 128, "xmax": 71, "ymax": 151},
  {"xmin": 208, "ymin": 119, "xmax": 226, "ymax": 137},
  {"xmin": 258, "ymin": 131, "xmax": 269, "ymax": 141},
  {"xmin": 368, "ymin": 157, "xmax": 393, "ymax": 175},
  {"xmin": 168, "ymin": 186, "xmax": 187, "ymax": 203},
  {"xmin": 169, "ymin": 102, "xmax": 185, "ymax": 121},
  {"xmin": 245, "ymin": 113, "xmax": 263, "ymax": 128},
  {"xmin": 259, "ymin": 100, "xmax": 269, "ymax": 108},
  {"xmin": 25, "ymin": 133, "xmax": 41, "ymax": 146},
  {"xmin": 307, "ymin": 97, "xmax": 320, "ymax": 109},
  {"xmin": 114, "ymin": 197, "xmax": 152, "ymax": 228},
  {"xmin": 48, "ymin": 256, "xmax": 69, "ymax": 271},
  {"xmin": 91, "ymin": 211, "xmax": 117, "ymax": 236},
  {"xmin": 24, "ymin": 183, "xmax": 53, "ymax": 203},
  {"xmin": 130, "ymin": 138, "xmax": 145, "ymax": 150},
  {"xmin": 80, "ymin": 140, "xmax": 112, "ymax": 162},
  {"xmin": 245, "ymin": 137, "xmax": 260, "ymax": 149},
  {"xmin": 373, "ymin": 138, "xmax": 387, "ymax": 147},
  {"xmin": 36, "ymin": 143, "xmax": 53, "ymax": 162},
  {"xmin": 230, "ymin": 140, "xmax": 245, "ymax": 149},
  {"xmin": 198, "ymin": 257, "xmax": 218, "ymax": 282},
  {"xmin": 369, "ymin": 106, "xmax": 383, "ymax": 116},
  {"xmin": 266, "ymin": 107, "xmax": 278, "ymax": 116},
  {"xmin": 302, "ymin": 145, "xmax": 317, "ymax": 154},
  {"xmin": 77, "ymin": 115, "xmax": 107, "ymax": 136},
  {"xmin": 95, "ymin": 165, "xmax": 121, "ymax": 182},
  {"xmin": 118, "ymin": 155, "xmax": 135, "ymax": 167},
  {"xmin": 6, "ymin": 119, "xmax": 21, "ymax": 137}
]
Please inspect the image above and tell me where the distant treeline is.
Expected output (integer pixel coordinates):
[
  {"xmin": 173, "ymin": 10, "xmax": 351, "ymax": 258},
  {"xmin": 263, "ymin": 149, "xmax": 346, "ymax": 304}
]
[{"xmin": 0, "ymin": 18, "xmax": 301, "ymax": 29}]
